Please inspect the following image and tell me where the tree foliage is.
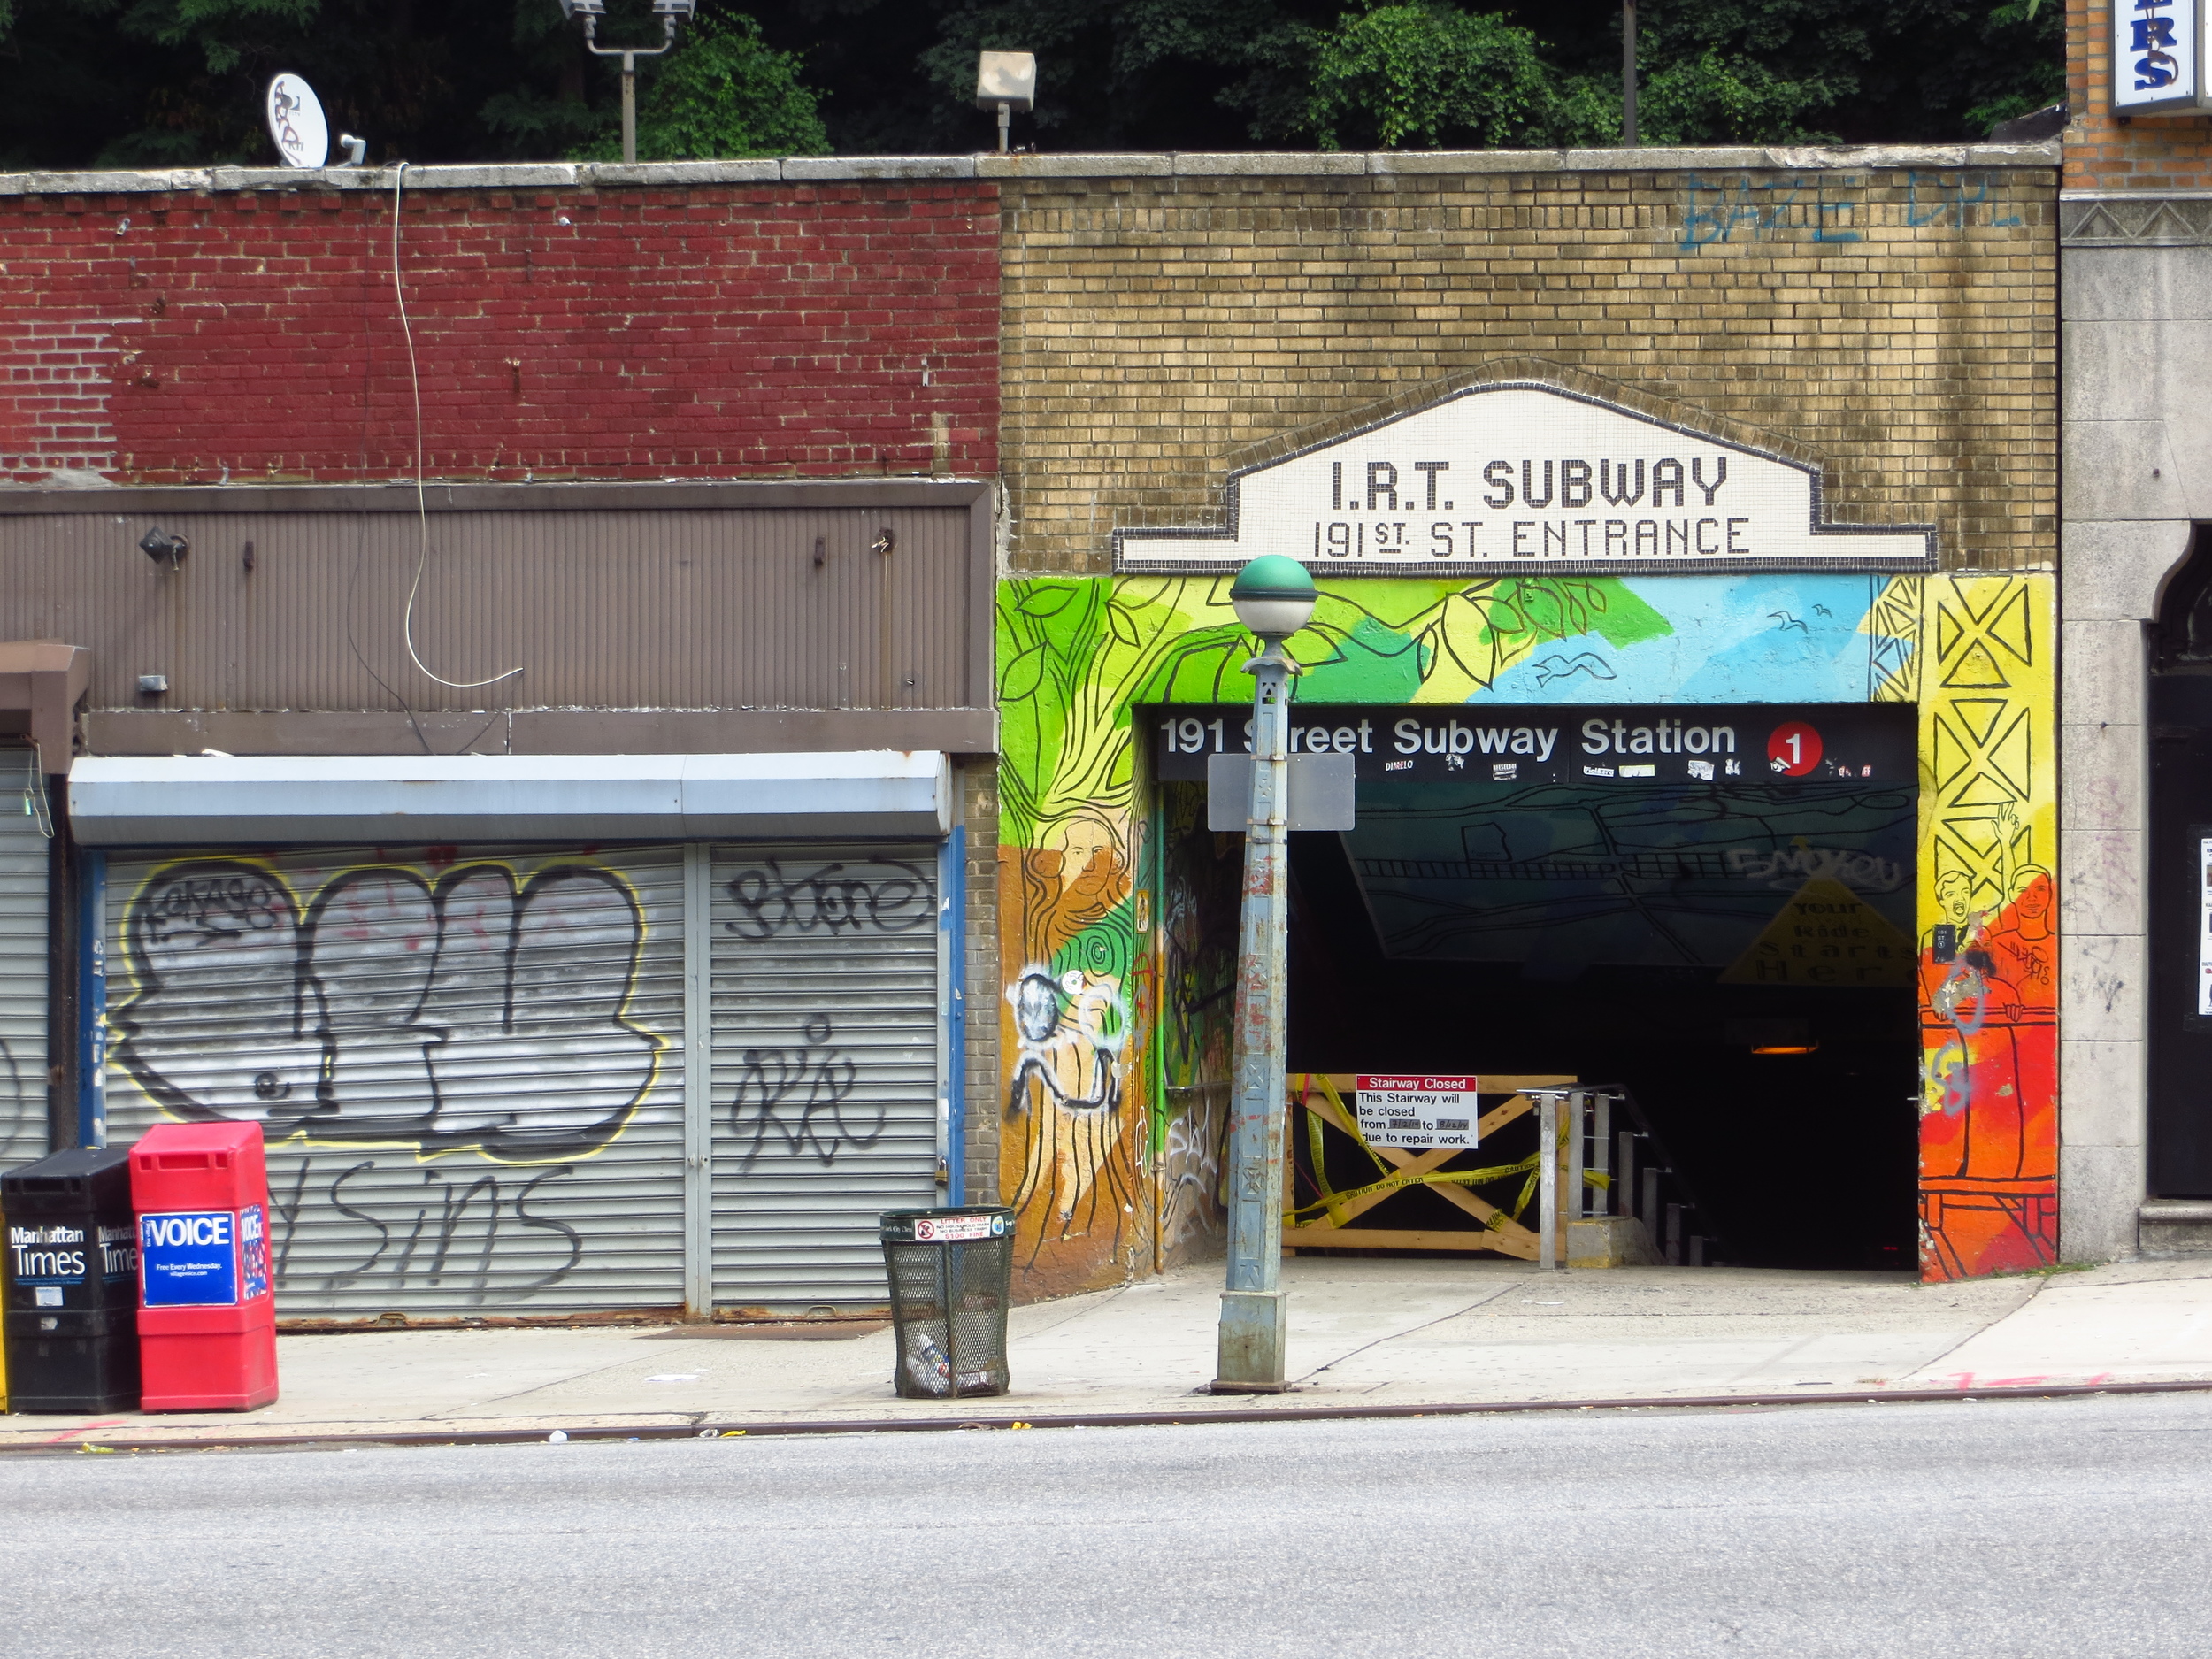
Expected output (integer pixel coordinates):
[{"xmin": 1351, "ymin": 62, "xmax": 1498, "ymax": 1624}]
[
  {"xmin": 561, "ymin": 14, "xmax": 829, "ymax": 160},
  {"xmin": 1299, "ymin": 6, "xmax": 1557, "ymax": 150},
  {"xmin": 0, "ymin": 0, "xmax": 2065, "ymax": 168}
]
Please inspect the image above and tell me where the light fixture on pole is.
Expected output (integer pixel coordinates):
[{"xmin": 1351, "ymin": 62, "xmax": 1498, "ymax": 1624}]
[
  {"xmin": 974, "ymin": 51, "xmax": 1036, "ymax": 154},
  {"xmin": 556, "ymin": 0, "xmax": 695, "ymax": 165},
  {"xmin": 1214, "ymin": 553, "xmax": 1318, "ymax": 1394},
  {"xmin": 1622, "ymin": 0, "xmax": 1639, "ymax": 147}
]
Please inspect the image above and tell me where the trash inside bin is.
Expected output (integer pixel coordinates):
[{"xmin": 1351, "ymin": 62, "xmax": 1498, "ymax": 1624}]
[
  {"xmin": 879, "ymin": 1207, "xmax": 1014, "ymax": 1400},
  {"xmin": 3, "ymin": 1148, "xmax": 142, "ymax": 1413}
]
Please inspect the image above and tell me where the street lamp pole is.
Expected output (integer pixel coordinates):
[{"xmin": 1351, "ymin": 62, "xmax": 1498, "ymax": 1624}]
[
  {"xmin": 1215, "ymin": 555, "xmax": 1318, "ymax": 1394},
  {"xmin": 556, "ymin": 0, "xmax": 695, "ymax": 166}
]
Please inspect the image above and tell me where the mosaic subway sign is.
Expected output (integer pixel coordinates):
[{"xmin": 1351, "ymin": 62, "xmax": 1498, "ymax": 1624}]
[{"xmin": 1115, "ymin": 382, "xmax": 1935, "ymax": 578}]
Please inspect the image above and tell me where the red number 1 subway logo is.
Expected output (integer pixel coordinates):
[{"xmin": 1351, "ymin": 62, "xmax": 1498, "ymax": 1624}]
[{"xmin": 1767, "ymin": 720, "xmax": 1822, "ymax": 778}]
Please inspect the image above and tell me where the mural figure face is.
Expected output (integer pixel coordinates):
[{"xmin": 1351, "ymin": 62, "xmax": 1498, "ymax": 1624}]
[
  {"xmin": 1936, "ymin": 872, "xmax": 1973, "ymax": 926},
  {"xmin": 2011, "ymin": 868, "xmax": 2053, "ymax": 925}
]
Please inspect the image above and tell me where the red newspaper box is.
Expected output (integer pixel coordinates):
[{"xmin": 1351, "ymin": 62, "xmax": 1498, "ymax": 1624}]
[{"xmin": 130, "ymin": 1122, "xmax": 278, "ymax": 1411}]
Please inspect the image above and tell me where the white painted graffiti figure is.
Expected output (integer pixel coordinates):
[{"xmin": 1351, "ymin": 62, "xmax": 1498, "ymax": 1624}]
[{"xmin": 1007, "ymin": 964, "xmax": 1131, "ymax": 1243}]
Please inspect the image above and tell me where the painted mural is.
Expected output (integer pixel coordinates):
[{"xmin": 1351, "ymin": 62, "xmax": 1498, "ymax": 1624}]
[
  {"xmin": 1156, "ymin": 783, "xmax": 1239, "ymax": 1267},
  {"xmin": 1874, "ymin": 579, "xmax": 2058, "ymax": 1278},
  {"xmin": 996, "ymin": 568, "xmax": 2057, "ymax": 1288}
]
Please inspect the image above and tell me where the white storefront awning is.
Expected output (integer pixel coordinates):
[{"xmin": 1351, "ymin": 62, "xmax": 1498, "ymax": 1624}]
[{"xmin": 67, "ymin": 751, "xmax": 950, "ymax": 844}]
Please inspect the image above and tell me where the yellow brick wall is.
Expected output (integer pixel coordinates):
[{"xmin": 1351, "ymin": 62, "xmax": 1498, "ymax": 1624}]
[{"xmin": 997, "ymin": 164, "xmax": 2056, "ymax": 576}]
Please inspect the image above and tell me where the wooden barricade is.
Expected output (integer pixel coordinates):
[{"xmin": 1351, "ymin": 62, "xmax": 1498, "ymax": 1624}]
[{"xmin": 1282, "ymin": 1072, "xmax": 1575, "ymax": 1261}]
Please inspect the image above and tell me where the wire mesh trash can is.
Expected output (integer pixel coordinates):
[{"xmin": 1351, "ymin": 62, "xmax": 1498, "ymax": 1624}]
[{"xmin": 879, "ymin": 1207, "xmax": 1015, "ymax": 1400}]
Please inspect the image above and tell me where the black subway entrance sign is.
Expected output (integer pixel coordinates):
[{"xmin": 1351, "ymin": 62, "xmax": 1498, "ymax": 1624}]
[{"xmin": 1153, "ymin": 703, "xmax": 1915, "ymax": 787}]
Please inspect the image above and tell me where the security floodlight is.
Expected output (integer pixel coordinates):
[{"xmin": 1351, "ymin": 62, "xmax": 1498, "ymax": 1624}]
[
  {"xmin": 138, "ymin": 527, "xmax": 188, "ymax": 569},
  {"xmin": 1229, "ymin": 555, "xmax": 1317, "ymax": 643},
  {"xmin": 553, "ymin": 0, "xmax": 693, "ymax": 163},
  {"xmin": 975, "ymin": 50, "xmax": 1036, "ymax": 153}
]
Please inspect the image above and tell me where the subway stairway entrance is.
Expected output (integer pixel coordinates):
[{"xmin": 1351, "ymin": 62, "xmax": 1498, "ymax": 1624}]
[{"xmin": 1156, "ymin": 701, "xmax": 1923, "ymax": 1271}]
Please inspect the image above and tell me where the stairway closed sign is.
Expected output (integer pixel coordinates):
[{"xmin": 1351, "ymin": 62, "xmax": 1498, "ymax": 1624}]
[{"xmin": 1353, "ymin": 1076, "xmax": 1479, "ymax": 1149}]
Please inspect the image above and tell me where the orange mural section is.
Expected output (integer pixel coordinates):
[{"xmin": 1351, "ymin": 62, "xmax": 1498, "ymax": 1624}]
[
  {"xmin": 1881, "ymin": 576, "xmax": 2058, "ymax": 1279},
  {"xmin": 997, "ymin": 833, "xmax": 1150, "ymax": 1299}
]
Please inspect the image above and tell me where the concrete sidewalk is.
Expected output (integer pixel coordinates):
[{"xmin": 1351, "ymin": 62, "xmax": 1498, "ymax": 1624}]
[{"xmin": 9, "ymin": 1255, "xmax": 2212, "ymax": 1448}]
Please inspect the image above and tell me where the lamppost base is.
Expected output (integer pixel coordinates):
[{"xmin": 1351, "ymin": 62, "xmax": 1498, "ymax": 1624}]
[{"xmin": 1212, "ymin": 1287, "xmax": 1289, "ymax": 1392}]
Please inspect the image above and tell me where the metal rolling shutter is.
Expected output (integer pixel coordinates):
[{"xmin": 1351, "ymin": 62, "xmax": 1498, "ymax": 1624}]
[
  {"xmin": 104, "ymin": 842, "xmax": 686, "ymax": 1317},
  {"xmin": 0, "ymin": 749, "xmax": 48, "ymax": 1173},
  {"xmin": 710, "ymin": 843, "xmax": 941, "ymax": 1310}
]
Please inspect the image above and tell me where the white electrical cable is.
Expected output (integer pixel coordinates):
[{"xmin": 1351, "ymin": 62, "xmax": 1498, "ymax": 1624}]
[{"xmin": 391, "ymin": 161, "xmax": 521, "ymax": 690}]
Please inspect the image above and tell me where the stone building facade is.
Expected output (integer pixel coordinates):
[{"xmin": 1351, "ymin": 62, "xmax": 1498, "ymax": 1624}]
[{"xmin": 2059, "ymin": 0, "xmax": 2212, "ymax": 1258}]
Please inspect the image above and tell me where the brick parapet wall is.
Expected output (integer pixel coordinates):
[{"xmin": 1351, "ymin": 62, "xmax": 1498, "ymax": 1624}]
[
  {"xmin": 2064, "ymin": 0, "xmax": 2212, "ymax": 192},
  {"xmin": 0, "ymin": 180, "xmax": 999, "ymax": 486},
  {"xmin": 996, "ymin": 165, "xmax": 2057, "ymax": 577}
]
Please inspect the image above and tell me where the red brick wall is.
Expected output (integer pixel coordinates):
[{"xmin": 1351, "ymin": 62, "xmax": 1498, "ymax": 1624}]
[
  {"xmin": 0, "ymin": 181, "xmax": 999, "ymax": 485},
  {"xmin": 2066, "ymin": 0, "xmax": 2212, "ymax": 189}
]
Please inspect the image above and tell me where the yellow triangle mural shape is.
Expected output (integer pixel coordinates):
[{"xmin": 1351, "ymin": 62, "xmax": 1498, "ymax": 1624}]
[
  {"xmin": 1947, "ymin": 697, "xmax": 2009, "ymax": 749},
  {"xmin": 1936, "ymin": 603, "xmax": 1964, "ymax": 665},
  {"xmin": 1931, "ymin": 710, "xmax": 1978, "ymax": 791},
  {"xmin": 1985, "ymin": 585, "xmax": 2034, "ymax": 664},
  {"xmin": 1941, "ymin": 640, "xmax": 2013, "ymax": 689},
  {"xmin": 1987, "ymin": 709, "xmax": 2032, "ymax": 798},
  {"xmin": 1717, "ymin": 878, "xmax": 1916, "ymax": 989},
  {"xmin": 1946, "ymin": 768, "xmax": 2024, "ymax": 810}
]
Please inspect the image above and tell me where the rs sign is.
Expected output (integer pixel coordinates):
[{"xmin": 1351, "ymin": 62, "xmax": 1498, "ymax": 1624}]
[{"xmin": 2115, "ymin": 0, "xmax": 2206, "ymax": 113}]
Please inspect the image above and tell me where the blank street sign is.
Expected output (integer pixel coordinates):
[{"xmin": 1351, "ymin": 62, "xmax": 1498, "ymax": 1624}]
[{"xmin": 1205, "ymin": 752, "xmax": 1356, "ymax": 833}]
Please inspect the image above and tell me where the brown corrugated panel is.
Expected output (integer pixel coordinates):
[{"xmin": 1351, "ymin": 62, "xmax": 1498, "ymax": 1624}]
[{"xmin": 0, "ymin": 505, "xmax": 977, "ymax": 715}]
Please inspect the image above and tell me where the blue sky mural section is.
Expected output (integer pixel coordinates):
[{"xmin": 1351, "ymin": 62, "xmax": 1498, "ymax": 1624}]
[{"xmin": 1478, "ymin": 574, "xmax": 1894, "ymax": 705}]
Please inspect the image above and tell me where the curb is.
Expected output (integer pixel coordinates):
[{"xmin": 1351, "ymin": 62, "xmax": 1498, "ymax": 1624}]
[{"xmin": 10, "ymin": 1374, "xmax": 2212, "ymax": 1455}]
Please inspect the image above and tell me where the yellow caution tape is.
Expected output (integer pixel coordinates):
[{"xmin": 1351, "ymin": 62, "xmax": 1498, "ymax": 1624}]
[{"xmin": 1286, "ymin": 1075, "xmax": 1614, "ymax": 1226}]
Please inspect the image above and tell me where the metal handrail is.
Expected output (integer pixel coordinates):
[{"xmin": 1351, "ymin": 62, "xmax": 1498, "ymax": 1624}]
[{"xmin": 1525, "ymin": 1085, "xmax": 1723, "ymax": 1269}]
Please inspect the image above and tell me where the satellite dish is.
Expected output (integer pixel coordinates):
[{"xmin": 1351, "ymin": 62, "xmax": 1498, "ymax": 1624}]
[{"xmin": 265, "ymin": 73, "xmax": 329, "ymax": 169}]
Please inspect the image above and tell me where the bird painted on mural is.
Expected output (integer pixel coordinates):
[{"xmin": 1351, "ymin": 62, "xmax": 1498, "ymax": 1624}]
[
  {"xmin": 1770, "ymin": 611, "xmax": 1810, "ymax": 634},
  {"xmin": 1527, "ymin": 652, "xmax": 1616, "ymax": 688}
]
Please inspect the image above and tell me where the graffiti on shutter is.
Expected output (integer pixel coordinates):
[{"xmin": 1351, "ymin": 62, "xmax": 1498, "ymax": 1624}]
[
  {"xmin": 106, "ymin": 843, "xmax": 685, "ymax": 1316},
  {"xmin": 0, "ymin": 748, "xmax": 45, "ymax": 1172},
  {"xmin": 710, "ymin": 844, "xmax": 942, "ymax": 1310}
]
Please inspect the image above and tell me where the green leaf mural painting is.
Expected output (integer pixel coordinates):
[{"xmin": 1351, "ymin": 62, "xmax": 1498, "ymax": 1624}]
[
  {"xmin": 995, "ymin": 572, "xmax": 1677, "ymax": 1295},
  {"xmin": 996, "ymin": 567, "xmax": 2057, "ymax": 1293}
]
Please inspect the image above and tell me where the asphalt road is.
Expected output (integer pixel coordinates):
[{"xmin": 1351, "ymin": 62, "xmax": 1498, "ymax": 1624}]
[{"xmin": 5, "ymin": 1391, "xmax": 2208, "ymax": 1657}]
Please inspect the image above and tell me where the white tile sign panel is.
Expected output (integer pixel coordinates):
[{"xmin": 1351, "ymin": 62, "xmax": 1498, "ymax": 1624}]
[{"xmin": 1116, "ymin": 383, "xmax": 1933, "ymax": 577}]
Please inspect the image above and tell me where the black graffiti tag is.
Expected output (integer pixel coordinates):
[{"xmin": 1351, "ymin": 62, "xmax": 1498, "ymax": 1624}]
[
  {"xmin": 273, "ymin": 1154, "xmax": 585, "ymax": 1302},
  {"xmin": 141, "ymin": 870, "xmax": 288, "ymax": 942},
  {"xmin": 730, "ymin": 1013, "xmax": 886, "ymax": 1169},
  {"xmin": 723, "ymin": 857, "xmax": 931, "ymax": 939}
]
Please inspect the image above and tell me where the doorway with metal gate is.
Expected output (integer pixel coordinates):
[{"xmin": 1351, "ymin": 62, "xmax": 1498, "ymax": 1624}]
[{"xmin": 2148, "ymin": 530, "xmax": 2212, "ymax": 1197}]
